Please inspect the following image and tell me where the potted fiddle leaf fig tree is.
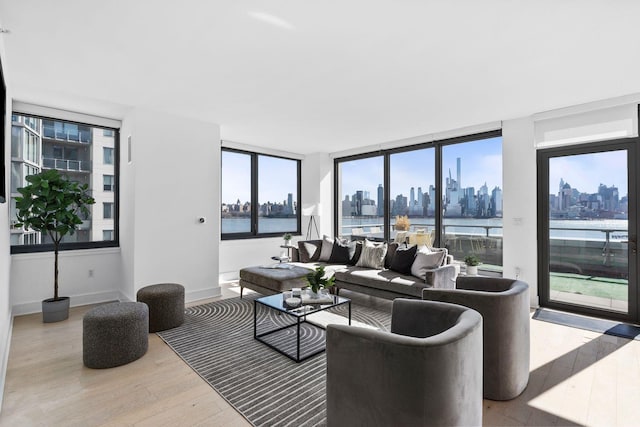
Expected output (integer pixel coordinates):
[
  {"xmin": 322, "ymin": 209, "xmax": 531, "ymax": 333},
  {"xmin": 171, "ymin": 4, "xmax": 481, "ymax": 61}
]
[{"xmin": 14, "ymin": 169, "xmax": 95, "ymax": 323}]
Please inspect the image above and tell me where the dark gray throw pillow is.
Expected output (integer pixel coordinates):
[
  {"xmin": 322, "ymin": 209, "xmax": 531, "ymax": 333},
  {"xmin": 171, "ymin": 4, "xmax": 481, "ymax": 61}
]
[
  {"xmin": 385, "ymin": 242, "xmax": 399, "ymax": 269},
  {"xmin": 389, "ymin": 244, "xmax": 418, "ymax": 275},
  {"xmin": 348, "ymin": 241, "xmax": 363, "ymax": 265},
  {"xmin": 329, "ymin": 239, "xmax": 351, "ymax": 263}
]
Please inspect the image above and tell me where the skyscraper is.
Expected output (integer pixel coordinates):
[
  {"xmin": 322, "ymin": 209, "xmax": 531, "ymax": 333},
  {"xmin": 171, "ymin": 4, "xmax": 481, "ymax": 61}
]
[
  {"xmin": 457, "ymin": 157, "xmax": 461, "ymax": 192},
  {"xmin": 410, "ymin": 187, "xmax": 415, "ymax": 206},
  {"xmin": 377, "ymin": 184, "xmax": 384, "ymax": 216}
]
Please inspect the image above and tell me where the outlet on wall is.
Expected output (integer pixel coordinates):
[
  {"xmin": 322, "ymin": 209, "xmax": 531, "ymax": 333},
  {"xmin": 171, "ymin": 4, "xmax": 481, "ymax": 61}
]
[{"xmin": 89, "ymin": 269, "xmax": 94, "ymax": 278}]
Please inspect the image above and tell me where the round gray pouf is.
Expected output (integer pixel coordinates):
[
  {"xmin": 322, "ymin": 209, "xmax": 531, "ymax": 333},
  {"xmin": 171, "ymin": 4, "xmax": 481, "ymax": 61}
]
[
  {"xmin": 136, "ymin": 283, "xmax": 185, "ymax": 332},
  {"xmin": 83, "ymin": 302, "xmax": 149, "ymax": 369}
]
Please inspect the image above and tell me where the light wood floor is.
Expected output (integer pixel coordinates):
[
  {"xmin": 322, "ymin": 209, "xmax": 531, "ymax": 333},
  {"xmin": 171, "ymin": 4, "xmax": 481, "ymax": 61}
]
[{"xmin": 1, "ymin": 283, "xmax": 639, "ymax": 426}]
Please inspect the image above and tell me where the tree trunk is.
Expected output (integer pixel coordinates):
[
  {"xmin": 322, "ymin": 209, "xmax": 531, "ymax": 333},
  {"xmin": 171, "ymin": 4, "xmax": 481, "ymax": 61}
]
[{"xmin": 54, "ymin": 242, "xmax": 59, "ymax": 300}]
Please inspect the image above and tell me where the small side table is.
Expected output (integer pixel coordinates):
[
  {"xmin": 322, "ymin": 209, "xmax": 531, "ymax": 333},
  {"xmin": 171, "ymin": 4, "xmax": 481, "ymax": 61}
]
[{"xmin": 271, "ymin": 245, "xmax": 294, "ymax": 263}]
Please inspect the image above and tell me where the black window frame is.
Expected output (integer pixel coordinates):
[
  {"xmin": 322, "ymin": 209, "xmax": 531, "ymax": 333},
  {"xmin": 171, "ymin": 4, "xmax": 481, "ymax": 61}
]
[
  {"xmin": 10, "ymin": 112, "xmax": 120, "ymax": 254},
  {"xmin": 0, "ymin": 54, "xmax": 6, "ymax": 204},
  {"xmin": 221, "ymin": 147, "xmax": 301, "ymax": 240},
  {"xmin": 334, "ymin": 130, "xmax": 502, "ymax": 248}
]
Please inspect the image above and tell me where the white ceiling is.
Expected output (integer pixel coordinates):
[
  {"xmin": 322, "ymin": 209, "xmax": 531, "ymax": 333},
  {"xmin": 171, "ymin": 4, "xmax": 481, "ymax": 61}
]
[{"xmin": 1, "ymin": 0, "xmax": 640, "ymax": 154}]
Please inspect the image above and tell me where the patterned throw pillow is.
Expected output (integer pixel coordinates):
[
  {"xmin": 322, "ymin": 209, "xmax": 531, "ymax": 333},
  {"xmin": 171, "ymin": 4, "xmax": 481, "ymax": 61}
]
[
  {"xmin": 298, "ymin": 241, "xmax": 321, "ymax": 262},
  {"xmin": 356, "ymin": 240, "xmax": 388, "ymax": 270}
]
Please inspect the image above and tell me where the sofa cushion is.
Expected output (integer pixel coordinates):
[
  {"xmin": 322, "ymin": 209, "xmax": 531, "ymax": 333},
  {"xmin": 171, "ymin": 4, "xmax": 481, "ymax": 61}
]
[
  {"xmin": 348, "ymin": 241, "xmax": 363, "ymax": 266},
  {"xmin": 411, "ymin": 250, "xmax": 446, "ymax": 280},
  {"xmin": 329, "ymin": 239, "xmax": 351, "ymax": 264},
  {"xmin": 298, "ymin": 240, "xmax": 322, "ymax": 263},
  {"xmin": 318, "ymin": 235, "xmax": 335, "ymax": 262},
  {"xmin": 389, "ymin": 244, "xmax": 418, "ymax": 275},
  {"xmin": 356, "ymin": 240, "xmax": 387, "ymax": 270},
  {"xmin": 334, "ymin": 267, "xmax": 426, "ymax": 298},
  {"xmin": 385, "ymin": 242, "xmax": 399, "ymax": 269}
]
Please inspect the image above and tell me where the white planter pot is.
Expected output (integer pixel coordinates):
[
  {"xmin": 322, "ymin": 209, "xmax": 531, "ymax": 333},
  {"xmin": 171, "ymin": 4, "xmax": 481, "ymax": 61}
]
[{"xmin": 466, "ymin": 265, "xmax": 478, "ymax": 276}]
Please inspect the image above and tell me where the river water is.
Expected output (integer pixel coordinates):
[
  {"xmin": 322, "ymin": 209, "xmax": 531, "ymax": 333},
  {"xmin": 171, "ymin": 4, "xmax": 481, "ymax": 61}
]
[{"xmin": 223, "ymin": 217, "xmax": 628, "ymax": 242}]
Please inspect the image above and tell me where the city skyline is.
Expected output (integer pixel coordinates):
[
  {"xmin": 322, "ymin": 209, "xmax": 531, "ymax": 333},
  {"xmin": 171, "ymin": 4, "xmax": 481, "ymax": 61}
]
[
  {"xmin": 549, "ymin": 150, "xmax": 628, "ymax": 197},
  {"xmin": 340, "ymin": 136, "xmax": 503, "ymax": 199}
]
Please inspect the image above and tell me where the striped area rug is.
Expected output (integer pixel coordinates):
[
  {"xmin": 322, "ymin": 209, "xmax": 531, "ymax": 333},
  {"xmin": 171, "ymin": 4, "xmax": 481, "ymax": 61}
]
[{"xmin": 157, "ymin": 295, "xmax": 391, "ymax": 427}]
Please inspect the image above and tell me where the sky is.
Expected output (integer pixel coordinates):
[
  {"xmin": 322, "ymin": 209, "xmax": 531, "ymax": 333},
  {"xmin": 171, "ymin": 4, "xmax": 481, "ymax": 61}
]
[
  {"xmin": 549, "ymin": 150, "xmax": 628, "ymax": 197},
  {"xmin": 340, "ymin": 136, "xmax": 503, "ymax": 200},
  {"xmin": 221, "ymin": 137, "xmax": 627, "ymax": 207},
  {"xmin": 221, "ymin": 151, "xmax": 298, "ymax": 204}
]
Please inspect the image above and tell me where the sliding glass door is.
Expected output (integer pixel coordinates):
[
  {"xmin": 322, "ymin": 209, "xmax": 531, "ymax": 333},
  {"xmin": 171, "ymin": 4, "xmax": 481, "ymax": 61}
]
[{"xmin": 538, "ymin": 139, "xmax": 638, "ymax": 321}]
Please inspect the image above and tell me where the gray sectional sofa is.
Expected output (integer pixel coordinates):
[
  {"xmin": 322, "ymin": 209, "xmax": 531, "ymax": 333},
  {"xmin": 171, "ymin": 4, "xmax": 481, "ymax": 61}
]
[{"xmin": 289, "ymin": 238, "xmax": 458, "ymax": 300}]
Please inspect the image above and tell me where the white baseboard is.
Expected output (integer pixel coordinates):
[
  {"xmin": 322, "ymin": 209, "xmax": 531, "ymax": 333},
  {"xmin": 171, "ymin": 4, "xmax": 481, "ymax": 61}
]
[
  {"xmin": 187, "ymin": 287, "xmax": 222, "ymax": 303},
  {"xmin": 0, "ymin": 311, "xmax": 14, "ymax": 414},
  {"xmin": 11, "ymin": 290, "xmax": 123, "ymax": 316},
  {"xmin": 219, "ymin": 271, "xmax": 239, "ymax": 282}
]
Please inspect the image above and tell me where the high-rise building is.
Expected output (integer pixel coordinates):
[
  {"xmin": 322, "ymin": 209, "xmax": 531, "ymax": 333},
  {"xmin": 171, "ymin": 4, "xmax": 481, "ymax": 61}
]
[
  {"xmin": 457, "ymin": 157, "xmax": 461, "ymax": 192},
  {"xmin": 492, "ymin": 186, "xmax": 503, "ymax": 215},
  {"xmin": 9, "ymin": 115, "xmax": 116, "ymax": 245},
  {"xmin": 409, "ymin": 187, "xmax": 415, "ymax": 207},
  {"xmin": 287, "ymin": 193, "xmax": 293, "ymax": 214},
  {"xmin": 377, "ymin": 184, "xmax": 384, "ymax": 216}
]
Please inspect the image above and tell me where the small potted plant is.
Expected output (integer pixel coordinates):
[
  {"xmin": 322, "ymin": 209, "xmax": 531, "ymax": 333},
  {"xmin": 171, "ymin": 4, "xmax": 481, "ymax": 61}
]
[
  {"xmin": 464, "ymin": 255, "xmax": 481, "ymax": 276},
  {"xmin": 306, "ymin": 266, "xmax": 336, "ymax": 296},
  {"xmin": 282, "ymin": 232, "xmax": 292, "ymax": 246},
  {"xmin": 14, "ymin": 169, "xmax": 95, "ymax": 323}
]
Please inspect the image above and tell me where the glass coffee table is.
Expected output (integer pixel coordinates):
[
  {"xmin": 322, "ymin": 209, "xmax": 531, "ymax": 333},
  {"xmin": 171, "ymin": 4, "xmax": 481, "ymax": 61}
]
[{"xmin": 253, "ymin": 292, "xmax": 351, "ymax": 362}]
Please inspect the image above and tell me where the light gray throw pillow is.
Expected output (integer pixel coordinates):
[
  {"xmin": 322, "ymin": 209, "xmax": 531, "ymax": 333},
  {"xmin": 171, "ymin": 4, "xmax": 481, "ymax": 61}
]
[
  {"xmin": 410, "ymin": 249, "xmax": 446, "ymax": 279},
  {"xmin": 318, "ymin": 235, "xmax": 334, "ymax": 262},
  {"xmin": 356, "ymin": 240, "xmax": 388, "ymax": 270}
]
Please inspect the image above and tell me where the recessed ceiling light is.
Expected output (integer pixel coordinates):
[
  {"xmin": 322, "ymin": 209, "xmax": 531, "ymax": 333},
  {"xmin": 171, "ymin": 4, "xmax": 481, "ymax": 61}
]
[{"xmin": 248, "ymin": 11, "xmax": 294, "ymax": 31}]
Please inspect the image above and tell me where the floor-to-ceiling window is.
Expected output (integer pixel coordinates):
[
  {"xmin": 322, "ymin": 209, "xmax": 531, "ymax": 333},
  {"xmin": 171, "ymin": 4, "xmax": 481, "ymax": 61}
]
[
  {"xmin": 335, "ymin": 155, "xmax": 384, "ymax": 240},
  {"xmin": 221, "ymin": 148, "xmax": 301, "ymax": 239},
  {"xmin": 441, "ymin": 136, "xmax": 503, "ymax": 272},
  {"xmin": 335, "ymin": 131, "xmax": 503, "ymax": 272},
  {"xmin": 389, "ymin": 147, "xmax": 436, "ymax": 242},
  {"xmin": 538, "ymin": 139, "xmax": 638, "ymax": 322}
]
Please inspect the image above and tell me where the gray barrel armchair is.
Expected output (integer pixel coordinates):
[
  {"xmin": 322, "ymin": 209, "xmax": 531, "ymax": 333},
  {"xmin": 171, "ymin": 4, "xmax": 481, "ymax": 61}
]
[
  {"xmin": 423, "ymin": 276, "xmax": 530, "ymax": 400},
  {"xmin": 326, "ymin": 299, "xmax": 483, "ymax": 427}
]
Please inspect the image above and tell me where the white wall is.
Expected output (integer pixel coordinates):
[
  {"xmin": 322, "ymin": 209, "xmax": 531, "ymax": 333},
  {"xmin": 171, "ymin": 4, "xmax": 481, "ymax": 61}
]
[
  {"xmin": 10, "ymin": 248, "xmax": 123, "ymax": 315},
  {"xmin": 302, "ymin": 153, "xmax": 334, "ymax": 237},
  {"xmin": 0, "ymin": 36, "xmax": 12, "ymax": 412},
  {"xmin": 120, "ymin": 108, "xmax": 221, "ymax": 302},
  {"xmin": 502, "ymin": 117, "xmax": 539, "ymax": 306}
]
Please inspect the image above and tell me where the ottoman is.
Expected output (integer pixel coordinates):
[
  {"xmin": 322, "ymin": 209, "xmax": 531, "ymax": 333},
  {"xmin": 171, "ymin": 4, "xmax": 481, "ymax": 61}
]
[
  {"xmin": 83, "ymin": 302, "xmax": 149, "ymax": 369},
  {"xmin": 136, "ymin": 283, "xmax": 185, "ymax": 332},
  {"xmin": 239, "ymin": 265, "xmax": 311, "ymax": 297}
]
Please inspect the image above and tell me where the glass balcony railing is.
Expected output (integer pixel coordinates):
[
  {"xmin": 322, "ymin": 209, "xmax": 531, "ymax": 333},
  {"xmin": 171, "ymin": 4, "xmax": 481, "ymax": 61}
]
[
  {"xmin": 42, "ymin": 157, "xmax": 91, "ymax": 172},
  {"xmin": 340, "ymin": 221, "xmax": 629, "ymax": 279},
  {"xmin": 42, "ymin": 127, "xmax": 91, "ymax": 143}
]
